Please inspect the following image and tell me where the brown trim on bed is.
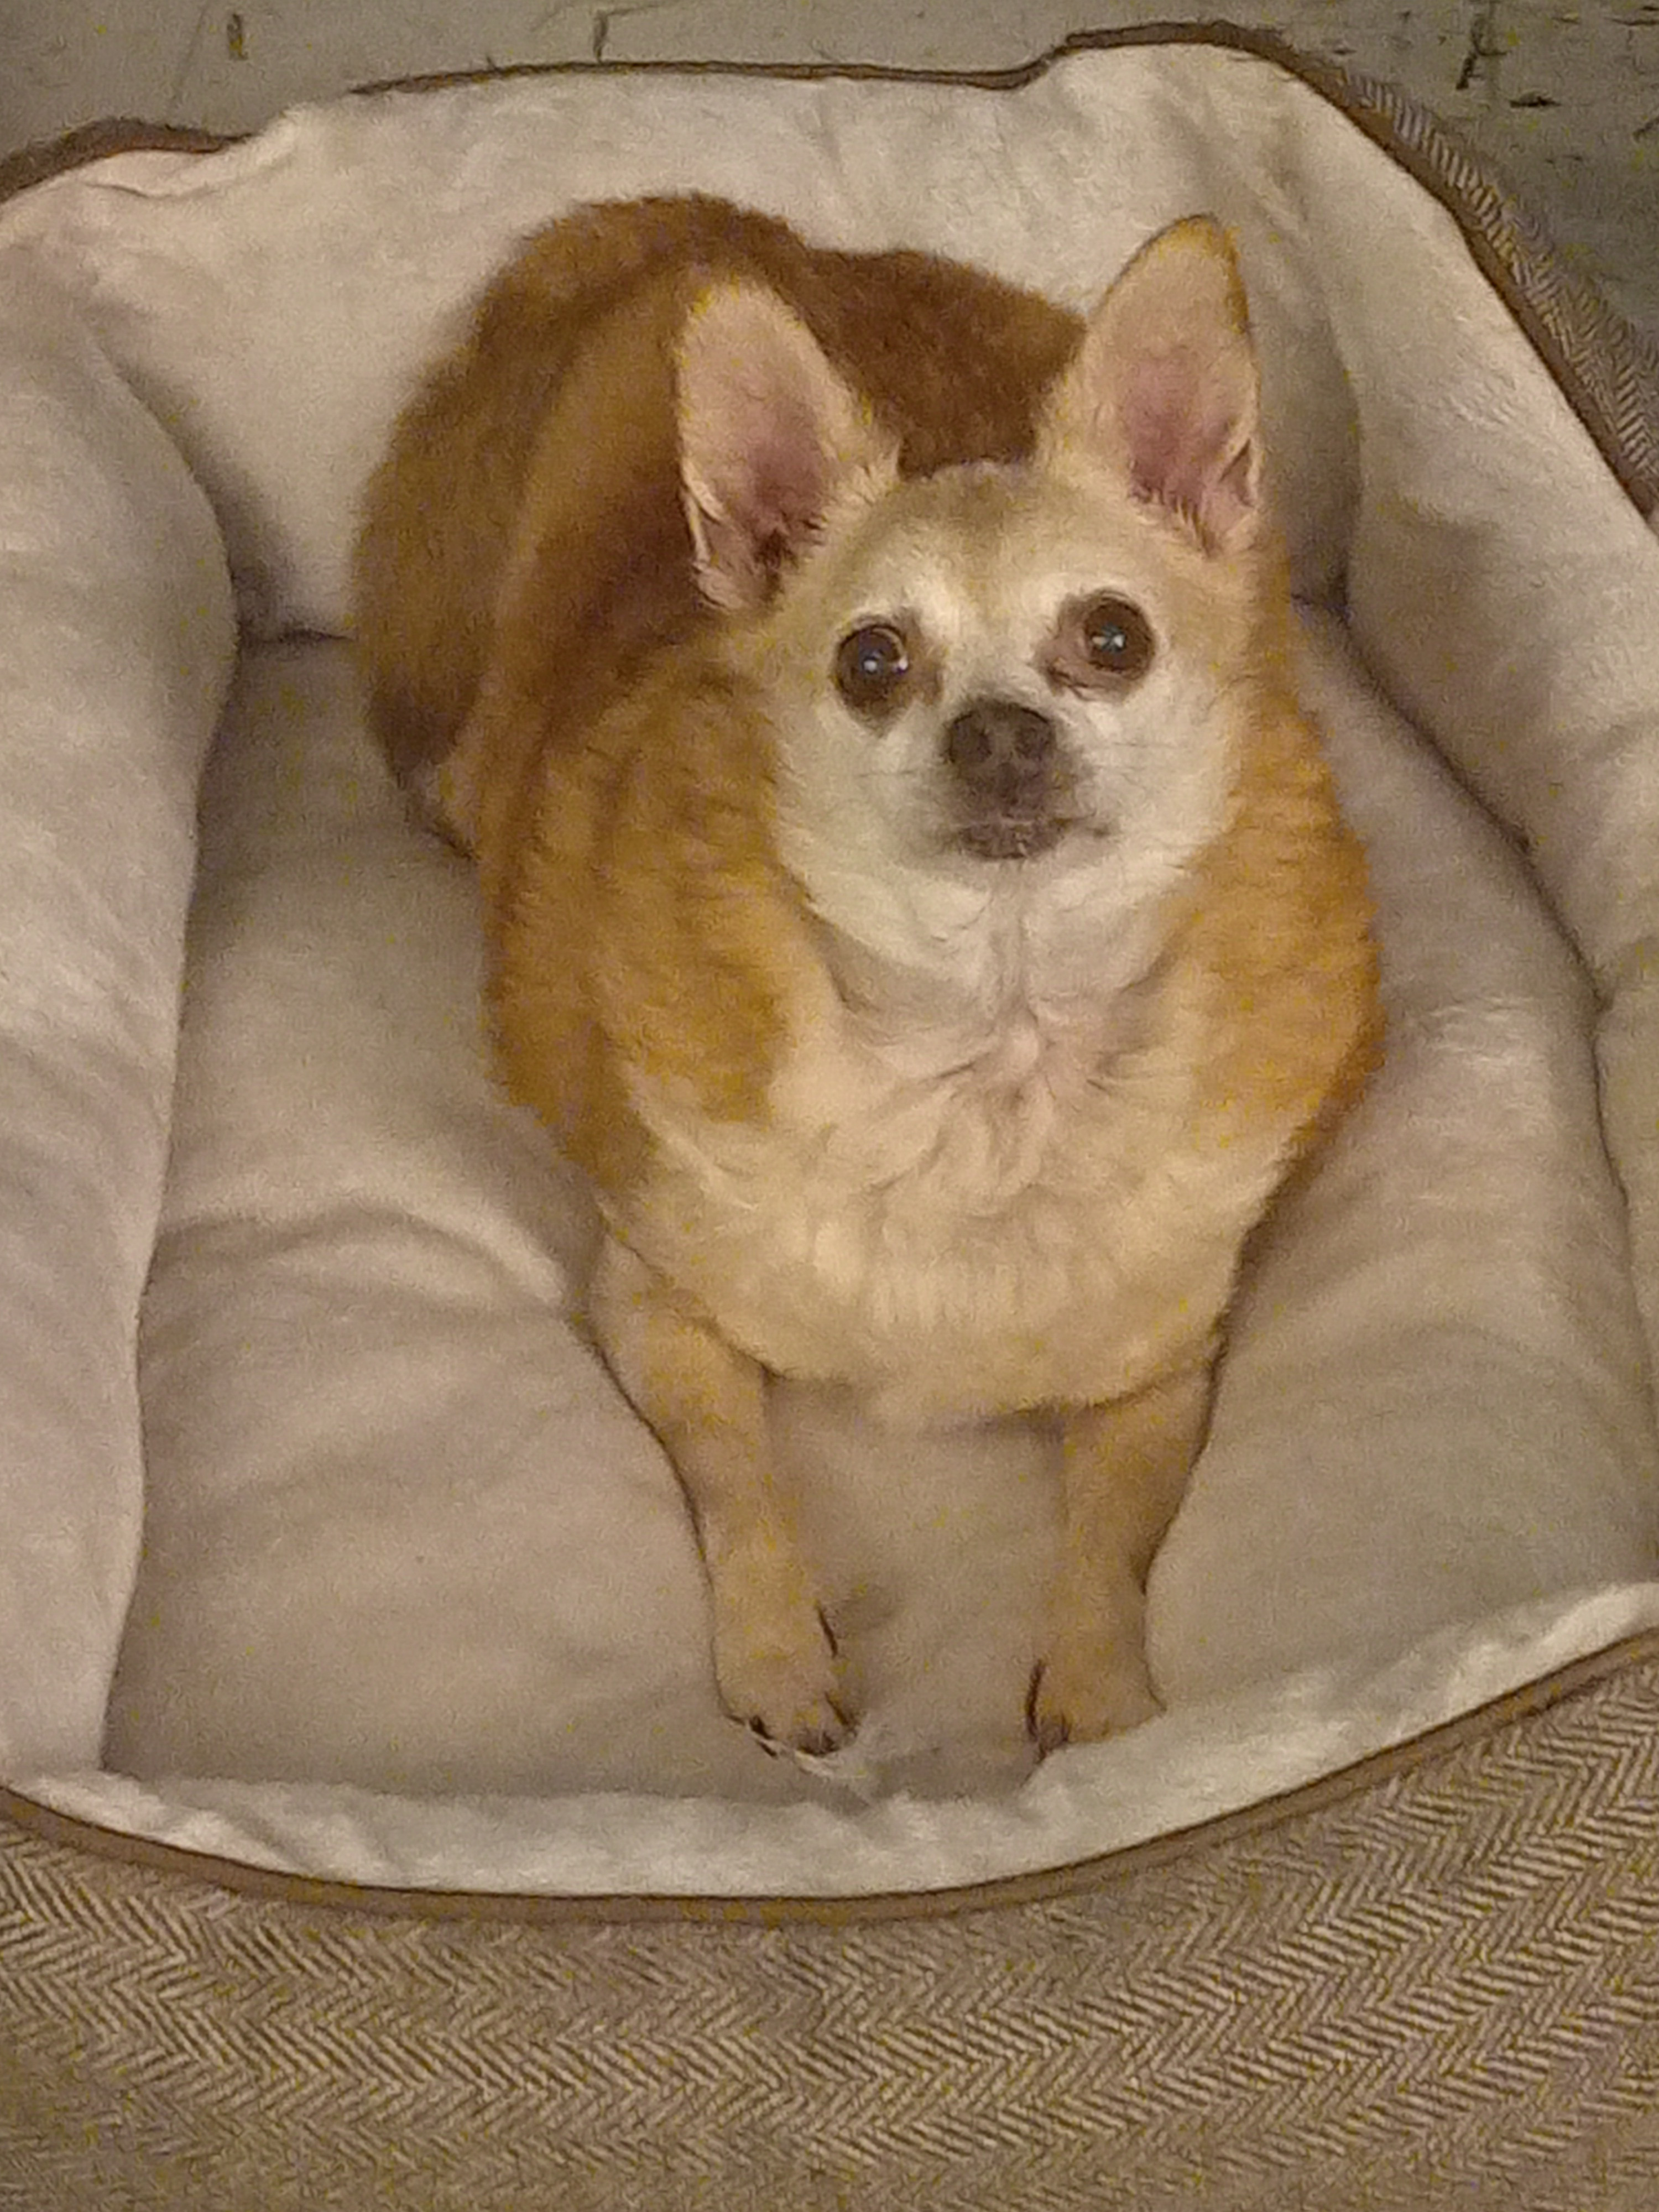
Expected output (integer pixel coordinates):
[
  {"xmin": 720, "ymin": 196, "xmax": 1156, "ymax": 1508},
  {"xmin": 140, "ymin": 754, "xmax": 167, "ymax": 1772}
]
[
  {"xmin": 344, "ymin": 18, "xmax": 1325, "ymax": 97},
  {"xmin": 5, "ymin": 1621, "xmax": 1656, "ymax": 1926},
  {"xmin": 0, "ymin": 120, "xmax": 233, "ymax": 206}
]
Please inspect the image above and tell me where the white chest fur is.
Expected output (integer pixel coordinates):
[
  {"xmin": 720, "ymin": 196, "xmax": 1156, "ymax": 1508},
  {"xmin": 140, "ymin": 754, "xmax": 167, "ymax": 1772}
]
[{"xmin": 626, "ymin": 926, "xmax": 1287, "ymax": 1426}]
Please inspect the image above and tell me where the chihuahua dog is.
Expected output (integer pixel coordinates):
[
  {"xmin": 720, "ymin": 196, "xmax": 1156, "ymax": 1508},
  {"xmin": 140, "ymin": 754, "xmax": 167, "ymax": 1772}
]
[{"xmin": 354, "ymin": 196, "xmax": 1378, "ymax": 1759}]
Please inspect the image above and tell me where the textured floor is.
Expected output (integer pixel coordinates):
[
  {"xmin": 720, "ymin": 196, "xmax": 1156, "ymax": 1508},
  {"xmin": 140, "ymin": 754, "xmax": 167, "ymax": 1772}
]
[{"xmin": 4, "ymin": 2, "xmax": 1657, "ymax": 328}]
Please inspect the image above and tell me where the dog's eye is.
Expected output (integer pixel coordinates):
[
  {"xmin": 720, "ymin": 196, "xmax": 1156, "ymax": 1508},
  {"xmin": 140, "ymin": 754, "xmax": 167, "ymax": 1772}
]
[
  {"xmin": 1077, "ymin": 594, "xmax": 1154, "ymax": 679},
  {"xmin": 834, "ymin": 624, "xmax": 910, "ymax": 713}
]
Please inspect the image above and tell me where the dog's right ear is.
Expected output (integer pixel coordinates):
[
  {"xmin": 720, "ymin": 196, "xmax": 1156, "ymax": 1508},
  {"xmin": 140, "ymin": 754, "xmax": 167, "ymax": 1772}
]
[
  {"xmin": 1039, "ymin": 216, "xmax": 1261, "ymax": 555},
  {"xmin": 677, "ymin": 283, "xmax": 895, "ymax": 611}
]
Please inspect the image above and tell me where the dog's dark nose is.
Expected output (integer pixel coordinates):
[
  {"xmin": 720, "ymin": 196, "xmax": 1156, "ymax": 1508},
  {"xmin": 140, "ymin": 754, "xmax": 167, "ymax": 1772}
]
[
  {"xmin": 943, "ymin": 700, "xmax": 1058, "ymax": 791},
  {"xmin": 942, "ymin": 699, "xmax": 1072, "ymax": 860}
]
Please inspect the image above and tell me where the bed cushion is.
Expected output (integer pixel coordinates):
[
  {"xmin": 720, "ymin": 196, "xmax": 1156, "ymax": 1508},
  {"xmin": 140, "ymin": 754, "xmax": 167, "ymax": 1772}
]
[{"xmin": 0, "ymin": 259, "xmax": 234, "ymax": 1774}]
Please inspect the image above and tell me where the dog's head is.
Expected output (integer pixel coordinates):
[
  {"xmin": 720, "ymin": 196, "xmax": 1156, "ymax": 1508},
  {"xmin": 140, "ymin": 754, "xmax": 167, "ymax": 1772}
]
[{"xmin": 676, "ymin": 218, "xmax": 1279, "ymax": 983}]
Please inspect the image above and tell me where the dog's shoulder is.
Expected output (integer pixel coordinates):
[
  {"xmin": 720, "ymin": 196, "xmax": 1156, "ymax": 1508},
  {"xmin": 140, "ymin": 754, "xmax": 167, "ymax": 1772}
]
[{"xmin": 487, "ymin": 645, "xmax": 820, "ymax": 1190}]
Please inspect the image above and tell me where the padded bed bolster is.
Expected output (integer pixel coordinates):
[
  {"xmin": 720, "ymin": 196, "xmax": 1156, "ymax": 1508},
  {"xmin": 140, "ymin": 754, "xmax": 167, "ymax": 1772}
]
[{"xmin": 0, "ymin": 256, "xmax": 234, "ymax": 1770}]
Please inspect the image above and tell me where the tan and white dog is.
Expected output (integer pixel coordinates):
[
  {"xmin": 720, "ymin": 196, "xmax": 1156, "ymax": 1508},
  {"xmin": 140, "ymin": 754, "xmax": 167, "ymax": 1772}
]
[{"xmin": 354, "ymin": 196, "xmax": 1378, "ymax": 1759}]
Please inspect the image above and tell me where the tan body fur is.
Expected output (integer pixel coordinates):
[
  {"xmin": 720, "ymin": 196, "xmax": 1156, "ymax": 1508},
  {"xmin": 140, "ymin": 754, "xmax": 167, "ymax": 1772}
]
[{"xmin": 356, "ymin": 196, "xmax": 1379, "ymax": 1757}]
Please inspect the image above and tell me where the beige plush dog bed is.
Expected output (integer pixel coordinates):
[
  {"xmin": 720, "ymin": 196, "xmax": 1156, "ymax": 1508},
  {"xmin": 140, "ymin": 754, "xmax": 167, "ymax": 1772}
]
[{"xmin": 2, "ymin": 25, "xmax": 1658, "ymax": 2208}]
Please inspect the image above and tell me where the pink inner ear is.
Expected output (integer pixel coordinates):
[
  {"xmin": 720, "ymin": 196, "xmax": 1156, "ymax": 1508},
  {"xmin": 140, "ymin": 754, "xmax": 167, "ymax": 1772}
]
[
  {"xmin": 684, "ymin": 372, "xmax": 829, "ymax": 607},
  {"xmin": 1119, "ymin": 348, "xmax": 1256, "ymax": 544},
  {"xmin": 733, "ymin": 394, "xmax": 828, "ymax": 558},
  {"xmin": 680, "ymin": 287, "xmax": 887, "ymax": 611}
]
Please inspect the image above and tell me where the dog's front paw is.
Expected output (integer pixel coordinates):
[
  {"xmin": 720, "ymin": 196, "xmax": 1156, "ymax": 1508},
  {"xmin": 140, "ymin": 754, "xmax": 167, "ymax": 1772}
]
[
  {"xmin": 1027, "ymin": 1631, "xmax": 1160, "ymax": 1756},
  {"xmin": 711, "ymin": 1552, "xmax": 853, "ymax": 1758}
]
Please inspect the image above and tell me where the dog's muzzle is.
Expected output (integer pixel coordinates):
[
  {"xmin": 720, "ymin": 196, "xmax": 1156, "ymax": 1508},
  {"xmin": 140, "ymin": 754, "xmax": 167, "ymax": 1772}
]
[{"xmin": 943, "ymin": 698, "xmax": 1074, "ymax": 860}]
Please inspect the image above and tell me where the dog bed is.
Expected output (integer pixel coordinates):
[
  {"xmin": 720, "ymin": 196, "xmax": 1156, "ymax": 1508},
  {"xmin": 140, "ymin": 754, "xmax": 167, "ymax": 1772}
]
[{"xmin": 3, "ymin": 24, "xmax": 1659, "ymax": 2208}]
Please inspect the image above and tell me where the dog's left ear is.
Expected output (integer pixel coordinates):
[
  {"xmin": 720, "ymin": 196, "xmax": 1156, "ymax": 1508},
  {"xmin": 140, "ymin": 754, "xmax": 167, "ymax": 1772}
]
[
  {"xmin": 1040, "ymin": 216, "xmax": 1260, "ymax": 553},
  {"xmin": 677, "ymin": 282, "xmax": 895, "ymax": 611}
]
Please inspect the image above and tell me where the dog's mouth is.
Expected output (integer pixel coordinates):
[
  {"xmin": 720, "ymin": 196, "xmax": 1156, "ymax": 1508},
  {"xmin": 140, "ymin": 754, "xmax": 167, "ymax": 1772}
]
[{"xmin": 952, "ymin": 812, "xmax": 1076, "ymax": 863}]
